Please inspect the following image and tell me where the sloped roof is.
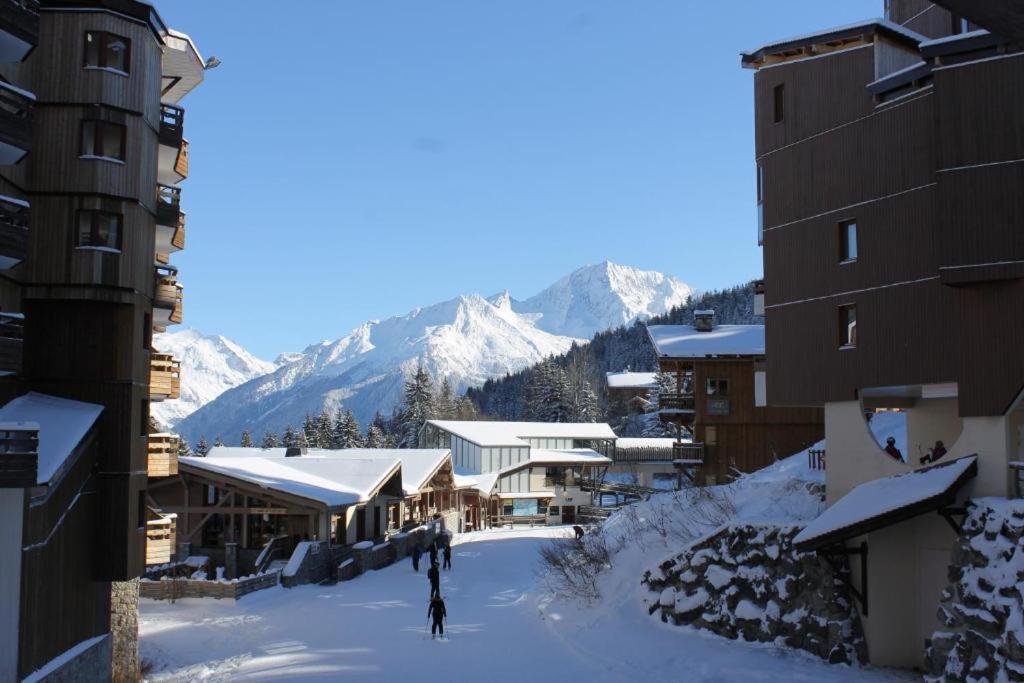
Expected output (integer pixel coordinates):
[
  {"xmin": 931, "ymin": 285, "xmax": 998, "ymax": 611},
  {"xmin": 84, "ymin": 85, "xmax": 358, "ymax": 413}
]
[
  {"xmin": 181, "ymin": 455, "xmax": 401, "ymax": 508},
  {"xmin": 0, "ymin": 392, "xmax": 103, "ymax": 485},
  {"xmin": 496, "ymin": 448, "xmax": 612, "ymax": 477},
  {"xmin": 741, "ymin": 18, "xmax": 926, "ymax": 68},
  {"xmin": 793, "ymin": 455, "xmax": 977, "ymax": 551},
  {"xmin": 647, "ymin": 324, "xmax": 765, "ymax": 358},
  {"xmin": 427, "ymin": 420, "xmax": 617, "ymax": 447},
  {"xmin": 606, "ymin": 371, "xmax": 658, "ymax": 390}
]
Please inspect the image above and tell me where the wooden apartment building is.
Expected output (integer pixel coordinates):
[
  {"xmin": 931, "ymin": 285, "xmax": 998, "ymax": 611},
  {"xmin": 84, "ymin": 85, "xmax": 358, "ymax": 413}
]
[
  {"xmin": 742, "ymin": 0, "xmax": 1023, "ymax": 668},
  {"xmin": 0, "ymin": 1, "xmax": 206, "ymax": 678},
  {"xmin": 647, "ymin": 311, "xmax": 823, "ymax": 484}
]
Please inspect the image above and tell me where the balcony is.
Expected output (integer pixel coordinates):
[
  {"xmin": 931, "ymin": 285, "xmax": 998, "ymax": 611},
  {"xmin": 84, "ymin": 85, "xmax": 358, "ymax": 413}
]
[
  {"xmin": 161, "ymin": 29, "xmax": 205, "ymax": 104},
  {"xmin": 153, "ymin": 265, "xmax": 183, "ymax": 332},
  {"xmin": 0, "ymin": 78, "xmax": 31, "ymax": 164},
  {"xmin": 155, "ymin": 208, "xmax": 184, "ymax": 259},
  {"xmin": 148, "ymin": 432, "xmax": 179, "ymax": 477},
  {"xmin": 672, "ymin": 442, "xmax": 705, "ymax": 465},
  {"xmin": 659, "ymin": 393, "xmax": 695, "ymax": 412},
  {"xmin": 157, "ymin": 104, "xmax": 188, "ymax": 185},
  {"xmin": 0, "ymin": 0, "xmax": 39, "ymax": 62},
  {"xmin": 0, "ymin": 421, "xmax": 37, "ymax": 487},
  {"xmin": 149, "ymin": 352, "xmax": 180, "ymax": 401},
  {"xmin": 145, "ymin": 509, "xmax": 177, "ymax": 565},
  {"xmin": 0, "ymin": 311, "xmax": 23, "ymax": 374},
  {"xmin": 0, "ymin": 193, "xmax": 26, "ymax": 268}
]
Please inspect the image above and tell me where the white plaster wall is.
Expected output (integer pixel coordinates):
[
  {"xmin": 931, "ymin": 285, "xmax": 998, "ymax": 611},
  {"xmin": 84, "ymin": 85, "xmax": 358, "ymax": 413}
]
[{"xmin": 905, "ymin": 398, "xmax": 962, "ymax": 461}]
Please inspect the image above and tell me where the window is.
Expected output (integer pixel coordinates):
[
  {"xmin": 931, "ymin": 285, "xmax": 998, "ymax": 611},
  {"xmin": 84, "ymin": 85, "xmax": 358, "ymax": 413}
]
[
  {"xmin": 839, "ymin": 219, "xmax": 857, "ymax": 262},
  {"xmin": 706, "ymin": 378, "xmax": 729, "ymax": 396},
  {"xmin": 81, "ymin": 120, "xmax": 126, "ymax": 161},
  {"xmin": 773, "ymin": 83, "xmax": 785, "ymax": 123},
  {"xmin": 502, "ymin": 504, "xmax": 513, "ymax": 517},
  {"xmin": 838, "ymin": 304, "xmax": 857, "ymax": 348},
  {"xmin": 538, "ymin": 499, "xmax": 549, "ymax": 516},
  {"xmin": 84, "ymin": 31, "xmax": 131, "ymax": 73},
  {"xmin": 76, "ymin": 209, "xmax": 122, "ymax": 250},
  {"xmin": 549, "ymin": 506, "xmax": 559, "ymax": 517}
]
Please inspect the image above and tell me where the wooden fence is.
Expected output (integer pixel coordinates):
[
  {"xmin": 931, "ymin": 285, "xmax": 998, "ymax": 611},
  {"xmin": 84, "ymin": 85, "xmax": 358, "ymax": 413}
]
[{"xmin": 807, "ymin": 449, "xmax": 826, "ymax": 471}]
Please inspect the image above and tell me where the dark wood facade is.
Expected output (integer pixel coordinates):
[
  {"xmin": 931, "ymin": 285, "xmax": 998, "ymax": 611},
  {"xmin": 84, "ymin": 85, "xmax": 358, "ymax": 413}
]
[{"xmin": 745, "ymin": 19, "xmax": 1024, "ymax": 417}]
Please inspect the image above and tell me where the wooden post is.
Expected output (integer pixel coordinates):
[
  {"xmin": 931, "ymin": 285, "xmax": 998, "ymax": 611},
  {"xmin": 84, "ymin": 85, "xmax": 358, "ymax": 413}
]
[{"xmin": 242, "ymin": 495, "xmax": 249, "ymax": 549}]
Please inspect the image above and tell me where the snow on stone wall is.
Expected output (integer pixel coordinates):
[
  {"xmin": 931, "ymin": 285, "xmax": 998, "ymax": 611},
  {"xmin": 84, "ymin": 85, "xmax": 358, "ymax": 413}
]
[
  {"xmin": 926, "ymin": 498, "xmax": 1024, "ymax": 682},
  {"xmin": 642, "ymin": 524, "xmax": 867, "ymax": 665}
]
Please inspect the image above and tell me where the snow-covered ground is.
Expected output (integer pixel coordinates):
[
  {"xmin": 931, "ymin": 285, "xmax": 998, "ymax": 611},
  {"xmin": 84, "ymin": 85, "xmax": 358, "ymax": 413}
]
[{"xmin": 140, "ymin": 457, "xmax": 913, "ymax": 682}]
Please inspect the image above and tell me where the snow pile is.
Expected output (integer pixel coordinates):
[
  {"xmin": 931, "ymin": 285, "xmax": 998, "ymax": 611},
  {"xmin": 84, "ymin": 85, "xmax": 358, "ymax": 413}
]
[
  {"xmin": 925, "ymin": 498, "xmax": 1024, "ymax": 682},
  {"xmin": 642, "ymin": 524, "xmax": 867, "ymax": 665}
]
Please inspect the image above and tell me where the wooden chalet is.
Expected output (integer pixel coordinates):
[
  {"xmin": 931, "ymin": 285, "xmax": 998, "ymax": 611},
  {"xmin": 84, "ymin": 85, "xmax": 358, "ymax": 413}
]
[
  {"xmin": 605, "ymin": 370, "xmax": 658, "ymax": 415},
  {"xmin": 647, "ymin": 311, "xmax": 824, "ymax": 484}
]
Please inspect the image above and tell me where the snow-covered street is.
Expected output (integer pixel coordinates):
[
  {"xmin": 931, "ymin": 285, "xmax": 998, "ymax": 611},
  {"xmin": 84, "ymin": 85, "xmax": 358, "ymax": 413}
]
[{"xmin": 140, "ymin": 525, "xmax": 913, "ymax": 682}]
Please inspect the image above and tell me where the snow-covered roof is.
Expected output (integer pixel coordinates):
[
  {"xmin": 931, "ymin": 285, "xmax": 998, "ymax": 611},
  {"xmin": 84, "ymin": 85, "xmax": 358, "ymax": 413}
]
[
  {"xmin": 0, "ymin": 392, "xmax": 103, "ymax": 485},
  {"xmin": 919, "ymin": 28, "xmax": 990, "ymax": 50},
  {"xmin": 647, "ymin": 324, "xmax": 765, "ymax": 358},
  {"xmin": 453, "ymin": 470, "xmax": 499, "ymax": 496},
  {"xmin": 741, "ymin": 18, "xmax": 926, "ymax": 67},
  {"xmin": 615, "ymin": 437, "xmax": 683, "ymax": 449},
  {"xmin": 180, "ymin": 456, "xmax": 401, "ymax": 508},
  {"xmin": 497, "ymin": 448, "xmax": 612, "ymax": 477},
  {"xmin": 793, "ymin": 455, "xmax": 977, "ymax": 551},
  {"xmin": 606, "ymin": 371, "xmax": 658, "ymax": 390},
  {"xmin": 427, "ymin": 420, "xmax": 617, "ymax": 447},
  {"xmin": 204, "ymin": 447, "xmax": 450, "ymax": 497}
]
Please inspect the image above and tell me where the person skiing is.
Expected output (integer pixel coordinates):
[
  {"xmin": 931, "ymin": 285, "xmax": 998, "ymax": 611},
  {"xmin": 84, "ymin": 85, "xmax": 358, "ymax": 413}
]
[
  {"xmin": 428, "ymin": 561, "xmax": 441, "ymax": 598},
  {"xmin": 428, "ymin": 539, "xmax": 439, "ymax": 567},
  {"xmin": 442, "ymin": 543, "xmax": 452, "ymax": 570},
  {"xmin": 427, "ymin": 595, "xmax": 447, "ymax": 639},
  {"xmin": 883, "ymin": 436, "xmax": 903, "ymax": 462},
  {"xmin": 412, "ymin": 543, "xmax": 423, "ymax": 572}
]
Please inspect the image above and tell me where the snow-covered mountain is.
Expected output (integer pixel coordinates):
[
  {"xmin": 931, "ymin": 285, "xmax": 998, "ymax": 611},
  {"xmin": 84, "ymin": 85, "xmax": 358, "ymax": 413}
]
[
  {"xmin": 152, "ymin": 329, "xmax": 278, "ymax": 428},
  {"xmin": 174, "ymin": 262, "xmax": 692, "ymax": 443}
]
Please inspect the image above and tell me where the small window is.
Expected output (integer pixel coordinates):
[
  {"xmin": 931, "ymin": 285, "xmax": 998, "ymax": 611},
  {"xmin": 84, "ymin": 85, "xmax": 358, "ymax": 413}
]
[
  {"xmin": 84, "ymin": 31, "xmax": 131, "ymax": 73},
  {"xmin": 839, "ymin": 219, "xmax": 857, "ymax": 262},
  {"xmin": 549, "ymin": 506, "xmax": 559, "ymax": 517},
  {"xmin": 706, "ymin": 378, "xmax": 729, "ymax": 396},
  {"xmin": 81, "ymin": 120, "xmax": 126, "ymax": 161},
  {"xmin": 76, "ymin": 209, "xmax": 122, "ymax": 250},
  {"xmin": 705, "ymin": 426, "xmax": 717, "ymax": 446},
  {"xmin": 839, "ymin": 304, "xmax": 857, "ymax": 348},
  {"xmin": 773, "ymin": 83, "xmax": 785, "ymax": 123}
]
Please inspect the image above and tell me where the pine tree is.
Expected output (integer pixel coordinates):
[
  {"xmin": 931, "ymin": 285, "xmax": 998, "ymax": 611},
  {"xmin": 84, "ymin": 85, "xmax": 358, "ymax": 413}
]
[
  {"xmin": 196, "ymin": 435, "xmax": 210, "ymax": 457},
  {"xmin": 315, "ymin": 409, "xmax": 333, "ymax": 449},
  {"xmin": 240, "ymin": 430, "xmax": 254, "ymax": 447},
  {"xmin": 435, "ymin": 377, "xmax": 455, "ymax": 420},
  {"xmin": 337, "ymin": 410, "xmax": 363, "ymax": 448},
  {"xmin": 454, "ymin": 395, "xmax": 477, "ymax": 420},
  {"xmin": 399, "ymin": 364, "xmax": 435, "ymax": 447},
  {"xmin": 281, "ymin": 425, "xmax": 298, "ymax": 448},
  {"xmin": 178, "ymin": 436, "xmax": 193, "ymax": 458},
  {"xmin": 573, "ymin": 379, "xmax": 599, "ymax": 422},
  {"xmin": 365, "ymin": 422, "xmax": 386, "ymax": 448},
  {"xmin": 213, "ymin": 436, "xmax": 224, "ymax": 448},
  {"xmin": 302, "ymin": 413, "xmax": 317, "ymax": 448},
  {"xmin": 261, "ymin": 430, "xmax": 279, "ymax": 449}
]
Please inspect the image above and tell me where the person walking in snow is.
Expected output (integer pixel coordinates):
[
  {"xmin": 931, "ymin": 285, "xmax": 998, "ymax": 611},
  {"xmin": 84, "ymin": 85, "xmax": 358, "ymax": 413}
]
[
  {"xmin": 428, "ymin": 540, "xmax": 439, "ymax": 566},
  {"xmin": 883, "ymin": 436, "xmax": 903, "ymax": 462},
  {"xmin": 427, "ymin": 595, "xmax": 447, "ymax": 639},
  {"xmin": 428, "ymin": 561, "xmax": 441, "ymax": 598},
  {"xmin": 442, "ymin": 543, "xmax": 452, "ymax": 570},
  {"xmin": 412, "ymin": 543, "xmax": 423, "ymax": 572}
]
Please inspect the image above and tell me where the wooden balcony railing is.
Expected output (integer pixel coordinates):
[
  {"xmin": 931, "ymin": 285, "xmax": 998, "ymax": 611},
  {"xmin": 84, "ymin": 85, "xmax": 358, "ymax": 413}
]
[
  {"xmin": 0, "ymin": 310, "xmax": 23, "ymax": 374},
  {"xmin": 0, "ymin": 421, "xmax": 37, "ymax": 487},
  {"xmin": 153, "ymin": 266, "xmax": 183, "ymax": 331},
  {"xmin": 672, "ymin": 442, "xmax": 705, "ymax": 464},
  {"xmin": 0, "ymin": 194, "xmax": 27, "ymax": 266},
  {"xmin": 175, "ymin": 138, "xmax": 189, "ymax": 180},
  {"xmin": 0, "ymin": 79, "xmax": 32, "ymax": 160},
  {"xmin": 156, "ymin": 184, "xmax": 181, "ymax": 227},
  {"xmin": 146, "ymin": 510, "xmax": 177, "ymax": 565},
  {"xmin": 148, "ymin": 432, "xmax": 179, "ymax": 477},
  {"xmin": 149, "ymin": 353, "xmax": 180, "ymax": 401},
  {"xmin": 0, "ymin": 0, "xmax": 40, "ymax": 61},
  {"xmin": 659, "ymin": 393, "xmax": 695, "ymax": 412},
  {"xmin": 171, "ymin": 210, "xmax": 185, "ymax": 251}
]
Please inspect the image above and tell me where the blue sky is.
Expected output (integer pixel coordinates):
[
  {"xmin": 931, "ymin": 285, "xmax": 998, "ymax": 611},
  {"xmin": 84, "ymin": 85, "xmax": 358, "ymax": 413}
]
[{"xmin": 161, "ymin": 0, "xmax": 878, "ymax": 359}]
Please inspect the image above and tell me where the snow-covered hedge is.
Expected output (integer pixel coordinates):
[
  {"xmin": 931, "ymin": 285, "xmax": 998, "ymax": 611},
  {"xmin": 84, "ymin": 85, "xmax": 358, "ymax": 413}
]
[
  {"xmin": 643, "ymin": 523, "xmax": 867, "ymax": 665},
  {"xmin": 926, "ymin": 498, "xmax": 1024, "ymax": 682}
]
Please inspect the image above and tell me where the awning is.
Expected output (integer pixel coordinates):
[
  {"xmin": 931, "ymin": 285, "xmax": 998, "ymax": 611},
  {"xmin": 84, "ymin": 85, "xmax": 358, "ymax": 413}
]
[{"xmin": 793, "ymin": 455, "xmax": 977, "ymax": 552}]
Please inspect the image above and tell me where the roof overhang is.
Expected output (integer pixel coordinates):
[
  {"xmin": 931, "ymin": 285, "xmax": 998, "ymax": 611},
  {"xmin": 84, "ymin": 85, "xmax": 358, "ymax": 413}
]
[
  {"xmin": 161, "ymin": 29, "xmax": 204, "ymax": 104},
  {"xmin": 178, "ymin": 459, "xmax": 332, "ymax": 511},
  {"xmin": 794, "ymin": 455, "xmax": 978, "ymax": 552},
  {"xmin": 741, "ymin": 19, "xmax": 925, "ymax": 70}
]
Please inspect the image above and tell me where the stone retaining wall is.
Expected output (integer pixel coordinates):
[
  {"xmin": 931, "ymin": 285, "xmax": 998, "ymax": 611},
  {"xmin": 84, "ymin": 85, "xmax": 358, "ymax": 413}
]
[
  {"xmin": 140, "ymin": 572, "xmax": 280, "ymax": 601},
  {"xmin": 643, "ymin": 524, "xmax": 867, "ymax": 665},
  {"xmin": 926, "ymin": 498, "xmax": 1024, "ymax": 682},
  {"xmin": 110, "ymin": 579, "xmax": 139, "ymax": 682}
]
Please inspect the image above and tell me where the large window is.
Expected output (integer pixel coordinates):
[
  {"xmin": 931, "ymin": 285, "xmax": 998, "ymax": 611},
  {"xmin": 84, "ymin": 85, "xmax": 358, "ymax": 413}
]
[
  {"xmin": 84, "ymin": 31, "xmax": 131, "ymax": 73},
  {"xmin": 81, "ymin": 120, "xmax": 126, "ymax": 161},
  {"xmin": 839, "ymin": 219, "xmax": 858, "ymax": 262},
  {"xmin": 838, "ymin": 304, "xmax": 857, "ymax": 348},
  {"xmin": 76, "ymin": 209, "xmax": 122, "ymax": 250},
  {"xmin": 773, "ymin": 83, "xmax": 785, "ymax": 123}
]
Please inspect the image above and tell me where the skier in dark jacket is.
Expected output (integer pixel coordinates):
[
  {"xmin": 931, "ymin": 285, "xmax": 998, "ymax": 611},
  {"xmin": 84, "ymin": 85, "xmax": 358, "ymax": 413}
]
[
  {"xmin": 883, "ymin": 436, "xmax": 903, "ymax": 462},
  {"xmin": 920, "ymin": 440, "xmax": 948, "ymax": 465},
  {"xmin": 442, "ymin": 543, "xmax": 452, "ymax": 570},
  {"xmin": 427, "ymin": 595, "xmax": 447, "ymax": 638},
  {"xmin": 412, "ymin": 544, "xmax": 423, "ymax": 572},
  {"xmin": 428, "ymin": 540, "xmax": 439, "ymax": 566},
  {"xmin": 428, "ymin": 562, "xmax": 441, "ymax": 598}
]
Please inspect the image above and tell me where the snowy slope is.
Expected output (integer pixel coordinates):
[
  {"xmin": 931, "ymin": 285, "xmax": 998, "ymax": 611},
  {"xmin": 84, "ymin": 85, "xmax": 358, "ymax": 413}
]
[
  {"xmin": 151, "ymin": 329, "xmax": 277, "ymax": 428},
  {"xmin": 174, "ymin": 263, "xmax": 691, "ymax": 443},
  {"xmin": 515, "ymin": 261, "xmax": 692, "ymax": 338}
]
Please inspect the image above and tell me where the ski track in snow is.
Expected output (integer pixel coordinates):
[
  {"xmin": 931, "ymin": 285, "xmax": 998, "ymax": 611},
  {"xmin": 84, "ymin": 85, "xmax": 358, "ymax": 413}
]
[{"xmin": 140, "ymin": 526, "xmax": 912, "ymax": 682}]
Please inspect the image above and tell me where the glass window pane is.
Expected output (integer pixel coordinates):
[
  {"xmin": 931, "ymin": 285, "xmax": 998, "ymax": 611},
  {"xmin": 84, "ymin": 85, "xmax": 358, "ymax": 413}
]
[
  {"xmin": 96, "ymin": 213, "xmax": 118, "ymax": 248},
  {"xmin": 847, "ymin": 223, "xmax": 858, "ymax": 260},
  {"xmin": 105, "ymin": 35, "xmax": 129, "ymax": 72},
  {"xmin": 100, "ymin": 123, "xmax": 122, "ymax": 159},
  {"xmin": 76, "ymin": 212, "xmax": 92, "ymax": 245},
  {"xmin": 84, "ymin": 32, "xmax": 99, "ymax": 67},
  {"xmin": 81, "ymin": 121, "xmax": 95, "ymax": 155}
]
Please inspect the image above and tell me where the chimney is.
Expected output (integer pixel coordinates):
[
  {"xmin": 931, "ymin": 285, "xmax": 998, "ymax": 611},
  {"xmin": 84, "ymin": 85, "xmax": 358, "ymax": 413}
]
[
  {"xmin": 285, "ymin": 446, "xmax": 307, "ymax": 457},
  {"xmin": 694, "ymin": 309, "xmax": 715, "ymax": 332}
]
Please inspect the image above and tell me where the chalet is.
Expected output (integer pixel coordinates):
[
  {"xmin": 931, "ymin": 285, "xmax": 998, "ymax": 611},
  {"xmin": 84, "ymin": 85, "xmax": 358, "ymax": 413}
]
[
  {"xmin": 420, "ymin": 421, "xmax": 614, "ymax": 525},
  {"xmin": 0, "ymin": 0, "xmax": 205, "ymax": 678},
  {"xmin": 647, "ymin": 312, "xmax": 824, "ymax": 483},
  {"xmin": 743, "ymin": 0, "xmax": 1022, "ymax": 668},
  {"xmin": 605, "ymin": 370, "xmax": 658, "ymax": 414}
]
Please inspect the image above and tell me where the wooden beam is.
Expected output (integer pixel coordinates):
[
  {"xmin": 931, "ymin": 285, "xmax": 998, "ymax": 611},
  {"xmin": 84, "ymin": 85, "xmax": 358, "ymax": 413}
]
[{"xmin": 182, "ymin": 490, "xmax": 234, "ymax": 543}]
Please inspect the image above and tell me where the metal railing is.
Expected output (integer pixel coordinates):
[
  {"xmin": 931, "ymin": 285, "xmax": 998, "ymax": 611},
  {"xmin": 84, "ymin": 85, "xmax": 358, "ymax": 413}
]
[
  {"xmin": 808, "ymin": 448, "xmax": 826, "ymax": 471},
  {"xmin": 0, "ymin": 0, "xmax": 39, "ymax": 56},
  {"xmin": 0, "ymin": 310, "xmax": 23, "ymax": 374},
  {"xmin": 156, "ymin": 184, "xmax": 181, "ymax": 227},
  {"xmin": 159, "ymin": 103, "xmax": 184, "ymax": 147},
  {"xmin": 0, "ymin": 79, "xmax": 31, "ymax": 155},
  {"xmin": 0, "ymin": 194, "xmax": 27, "ymax": 264},
  {"xmin": 672, "ymin": 442, "xmax": 705, "ymax": 464}
]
